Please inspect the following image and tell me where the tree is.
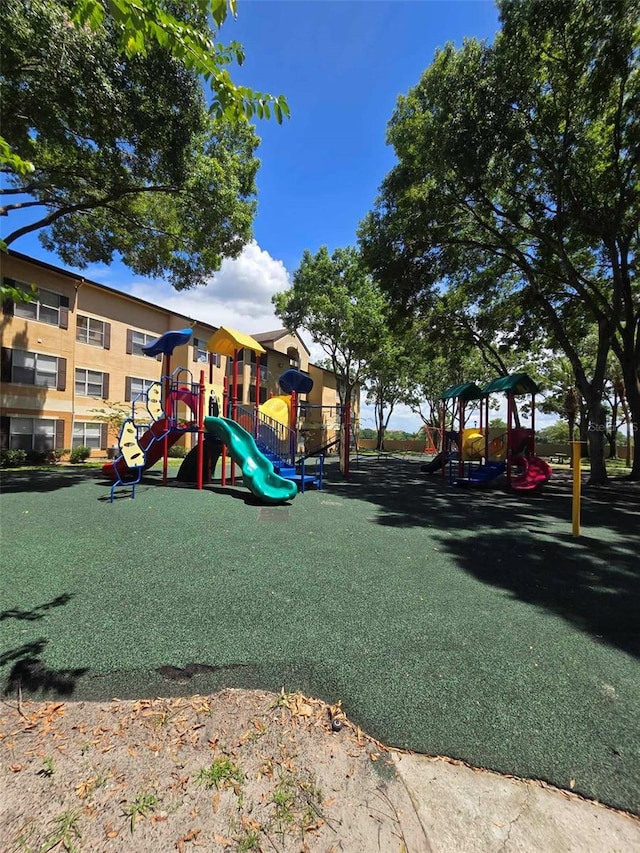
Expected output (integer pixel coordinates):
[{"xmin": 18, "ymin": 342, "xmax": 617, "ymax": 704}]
[
  {"xmin": 361, "ymin": 329, "xmax": 417, "ymax": 450},
  {"xmin": 537, "ymin": 422, "xmax": 570, "ymax": 444},
  {"xmin": 0, "ymin": 1, "xmax": 288, "ymax": 180},
  {"xmin": 0, "ymin": 0, "xmax": 286, "ymax": 291},
  {"xmin": 71, "ymin": 1, "xmax": 289, "ymax": 123},
  {"xmin": 360, "ymin": 0, "xmax": 640, "ymax": 483},
  {"xmin": 273, "ymin": 246, "xmax": 388, "ymax": 411}
]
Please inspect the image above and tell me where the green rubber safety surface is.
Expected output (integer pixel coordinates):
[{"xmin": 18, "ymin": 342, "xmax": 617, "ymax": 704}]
[{"xmin": 1, "ymin": 459, "xmax": 639, "ymax": 814}]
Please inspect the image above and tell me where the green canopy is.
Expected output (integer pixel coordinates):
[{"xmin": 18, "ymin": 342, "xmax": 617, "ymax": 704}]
[
  {"xmin": 483, "ymin": 373, "xmax": 541, "ymax": 395},
  {"xmin": 440, "ymin": 382, "xmax": 486, "ymax": 401}
]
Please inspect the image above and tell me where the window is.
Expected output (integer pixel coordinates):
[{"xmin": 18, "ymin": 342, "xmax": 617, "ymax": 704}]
[
  {"xmin": 125, "ymin": 376, "xmax": 156, "ymax": 401},
  {"xmin": 12, "ymin": 350, "xmax": 59, "ymax": 388},
  {"xmin": 75, "ymin": 368, "xmax": 108, "ymax": 398},
  {"xmin": 250, "ymin": 363, "xmax": 267, "ymax": 382},
  {"xmin": 14, "ymin": 287, "xmax": 69, "ymax": 328},
  {"xmin": 193, "ymin": 338, "xmax": 221, "ymax": 367},
  {"xmin": 77, "ymin": 315, "xmax": 110, "ymax": 348},
  {"xmin": 249, "ymin": 386, "xmax": 268, "ymax": 405},
  {"xmin": 73, "ymin": 422, "xmax": 103, "ymax": 449},
  {"xmin": 127, "ymin": 329, "xmax": 159, "ymax": 358},
  {"xmin": 9, "ymin": 417, "xmax": 55, "ymax": 452},
  {"xmin": 287, "ymin": 347, "xmax": 300, "ymax": 369},
  {"xmin": 193, "ymin": 338, "xmax": 209, "ymax": 364}
]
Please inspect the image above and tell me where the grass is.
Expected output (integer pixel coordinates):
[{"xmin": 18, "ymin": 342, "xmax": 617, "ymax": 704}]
[
  {"xmin": 122, "ymin": 791, "xmax": 159, "ymax": 833},
  {"xmin": 40, "ymin": 809, "xmax": 82, "ymax": 853},
  {"xmin": 196, "ymin": 757, "xmax": 245, "ymax": 791}
]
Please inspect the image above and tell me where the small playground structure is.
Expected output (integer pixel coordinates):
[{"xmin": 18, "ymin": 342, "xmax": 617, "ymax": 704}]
[
  {"xmin": 102, "ymin": 327, "xmax": 354, "ymax": 503},
  {"xmin": 424, "ymin": 373, "xmax": 552, "ymax": 492}
]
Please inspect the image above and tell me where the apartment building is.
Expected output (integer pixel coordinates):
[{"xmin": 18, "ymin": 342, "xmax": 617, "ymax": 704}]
[{"xmin": 1, "ymin": 251, "xmax": 358, "ymax": 457}]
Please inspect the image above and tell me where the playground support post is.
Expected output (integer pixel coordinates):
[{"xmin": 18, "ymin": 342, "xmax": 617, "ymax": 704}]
[
  {"xmin": 458, "ymin": 399, "xmax": 465, "ymax": 478},
  {"xmin": 162, "ymin": 352, "xmax": 171, "ymax": 486},
  {"xmin": 231, "ymin": 348, "xmax": 239, "ymax": 485},
  {"xmin": 221, "ymin": 376, "xmax": 228, "ymax": 487},
  {"xmin": 290, "ymin": 389, "xmax": 298, "ymax": 462},
  {"xmin": 196, "ymin": 370, "xmax": 205, "ymax": 491},
  {"xmin": 572, "ymin": 440, "xmax": 582, "ymax": 537}
]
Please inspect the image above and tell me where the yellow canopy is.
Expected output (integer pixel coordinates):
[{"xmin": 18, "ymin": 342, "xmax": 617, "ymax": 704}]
[{"xmin": 206, "ymin": 326, "xmax": 266, "ymax": 357}]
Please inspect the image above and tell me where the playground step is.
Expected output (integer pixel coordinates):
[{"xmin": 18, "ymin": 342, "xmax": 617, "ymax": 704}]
[
  {"xmin": 455, "ymin": 462, "xmax": 505, "ymax": 487},
  {"xmin": 276, "ymin": 466, "xmax": 297, "ymax": 477},
  {"xmin": 282, "ymin": 473, "xmax": 321, "ymax": 492}
]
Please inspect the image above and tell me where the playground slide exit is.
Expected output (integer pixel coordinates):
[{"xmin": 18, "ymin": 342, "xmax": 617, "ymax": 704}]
[
  {"xmin": 204, "ymin": 416, "xmax": 298, "ymax": 504},
  {"xmin": 102, "ymin": 419, "xmax": 183, "ymax": 481},
  {"xmin": 511, "ymin": 455, "xmax": 552, "ymax": 491}
]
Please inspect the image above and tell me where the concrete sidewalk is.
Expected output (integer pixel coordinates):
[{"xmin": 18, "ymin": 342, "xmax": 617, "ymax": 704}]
[{"xmin": 392, "ymin": 753, "xmax": 640, "ymax": 852}]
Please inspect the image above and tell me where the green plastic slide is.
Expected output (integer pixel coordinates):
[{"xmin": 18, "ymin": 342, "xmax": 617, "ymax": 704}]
[{"xmin": 204, "ymin": 416, "xmax": 298, "ymax": 504}]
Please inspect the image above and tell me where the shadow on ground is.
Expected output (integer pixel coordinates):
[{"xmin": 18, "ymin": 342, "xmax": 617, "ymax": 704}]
[
  {"xmin": 0, "ymin": 468, "xmax": 101, "ymax": 494},
  {"xmin": 0, "ymin": 595, "xmax": 87, "ymax": 696},
  {"xmin": 327, "ymin": 457, "xmax": 640, "ymax": 657}
]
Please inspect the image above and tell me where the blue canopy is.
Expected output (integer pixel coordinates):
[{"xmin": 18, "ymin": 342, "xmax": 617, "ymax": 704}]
[
  {"xmin": 141, "ymin": 328, "xmax": 192, "ymax": 357},
  {"xmin": 279, "ymin": 369, "xmax": 314, "ymax": 394}
]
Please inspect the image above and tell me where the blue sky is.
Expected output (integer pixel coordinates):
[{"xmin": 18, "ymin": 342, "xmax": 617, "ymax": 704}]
[
  {"xmin": 225, "ymin": 0, "xmax": 500, "ymax": 271},
  {"xmin": 6, "ymin": 1, "xmax": 536, "ymax": 432}
]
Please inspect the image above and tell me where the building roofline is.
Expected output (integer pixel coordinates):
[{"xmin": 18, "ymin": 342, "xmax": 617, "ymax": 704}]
[
  {"xmin": 252, "ymin": 328, "xmax": 312, "ymax": 357},
  {"xmin": 6, "ymin": 249, "xmax": 218, "ymax": 332}
]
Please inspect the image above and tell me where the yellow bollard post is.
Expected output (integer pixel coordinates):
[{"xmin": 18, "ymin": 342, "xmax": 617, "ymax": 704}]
[{"xmin": 572, "ymin": 440, "xmax": 582, "ymax": 537}]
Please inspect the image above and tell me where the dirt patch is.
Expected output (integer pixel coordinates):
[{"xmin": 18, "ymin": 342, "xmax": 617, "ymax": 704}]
[{"xmin": 1, "ymin": 689, "xmax": 427, "ymax": 852}]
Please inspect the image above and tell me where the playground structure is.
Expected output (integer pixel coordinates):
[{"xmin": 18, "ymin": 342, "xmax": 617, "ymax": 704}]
[
  {"xmin": 102, "ymin": 327, "xmax": 354, "ymax": 502},
  {"xmin": 424, "ymin": 373, "xmax": 552, "ymax": 492}
]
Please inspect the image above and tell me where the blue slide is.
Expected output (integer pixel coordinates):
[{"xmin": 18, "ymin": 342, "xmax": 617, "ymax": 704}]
[{"xmin": 204, "ymin": 417, "xmax": 298, "ymax": 504}]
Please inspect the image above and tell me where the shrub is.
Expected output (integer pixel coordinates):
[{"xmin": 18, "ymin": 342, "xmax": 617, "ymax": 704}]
[
  {"xmin": 49, "ymin": 448, "xmax": 69, "ymax": 463},
  {"xmin": 168, "ymin": 445, "xmax": 188, "ymax": 458},
  {"xmin": 25, "ymin": 449, "xmax": 49, "ymax": 465},
  {"xmin": 69, "ymin": 446, "xmax": 92, "ymax": 463},
  {"xmin": 0, "ymin": 449, "xmax": 28, "ymax": 468}
]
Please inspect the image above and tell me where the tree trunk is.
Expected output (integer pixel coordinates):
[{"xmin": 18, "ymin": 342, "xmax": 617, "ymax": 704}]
[
  {"xmin": 583, "ymin": 392, "xmax": 608, "ymax": 485},
  {"xmin": 619, "ymin": 360, "xmax": 640, "ymax": 479}
]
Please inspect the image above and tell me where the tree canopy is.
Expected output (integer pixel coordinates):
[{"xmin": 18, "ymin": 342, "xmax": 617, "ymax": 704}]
[
  {"xmin": 360, "ymin": 0, "xmax": 640, "ymax": 482},
  {"xmin": 0, "ymin": 0, "xmax": 287, "ymax": 290},
  {"xmin": 273, "ymin": 246, "xmax": 388, "ymax": 409}
]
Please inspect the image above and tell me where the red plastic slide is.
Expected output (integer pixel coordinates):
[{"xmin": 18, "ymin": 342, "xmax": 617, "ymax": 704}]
[
  {"xmin": 102, "ymin": 419, "xmax": 183, "ymax": 482},
  {"xmin": 511, "ymin": 455, "xmax": 552, "ymax": 491}
]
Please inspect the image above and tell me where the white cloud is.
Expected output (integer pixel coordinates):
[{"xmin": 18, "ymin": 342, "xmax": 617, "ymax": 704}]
[{"xmin": 126, "ymin": 242, "xmax": 292, "ymax": 335}]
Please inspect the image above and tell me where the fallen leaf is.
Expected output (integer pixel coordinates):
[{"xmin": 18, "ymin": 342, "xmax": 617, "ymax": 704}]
[
  {"xmin": 75, "ymin": 778, "xmax": 98, "ymax": 799},
  {"xmin": 150, "ymin": 813, "xmax": 168, "ymax": 824},
  {"xmin": 9, "ymin": 764, "xmax": 24, "ymax": 772}
]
